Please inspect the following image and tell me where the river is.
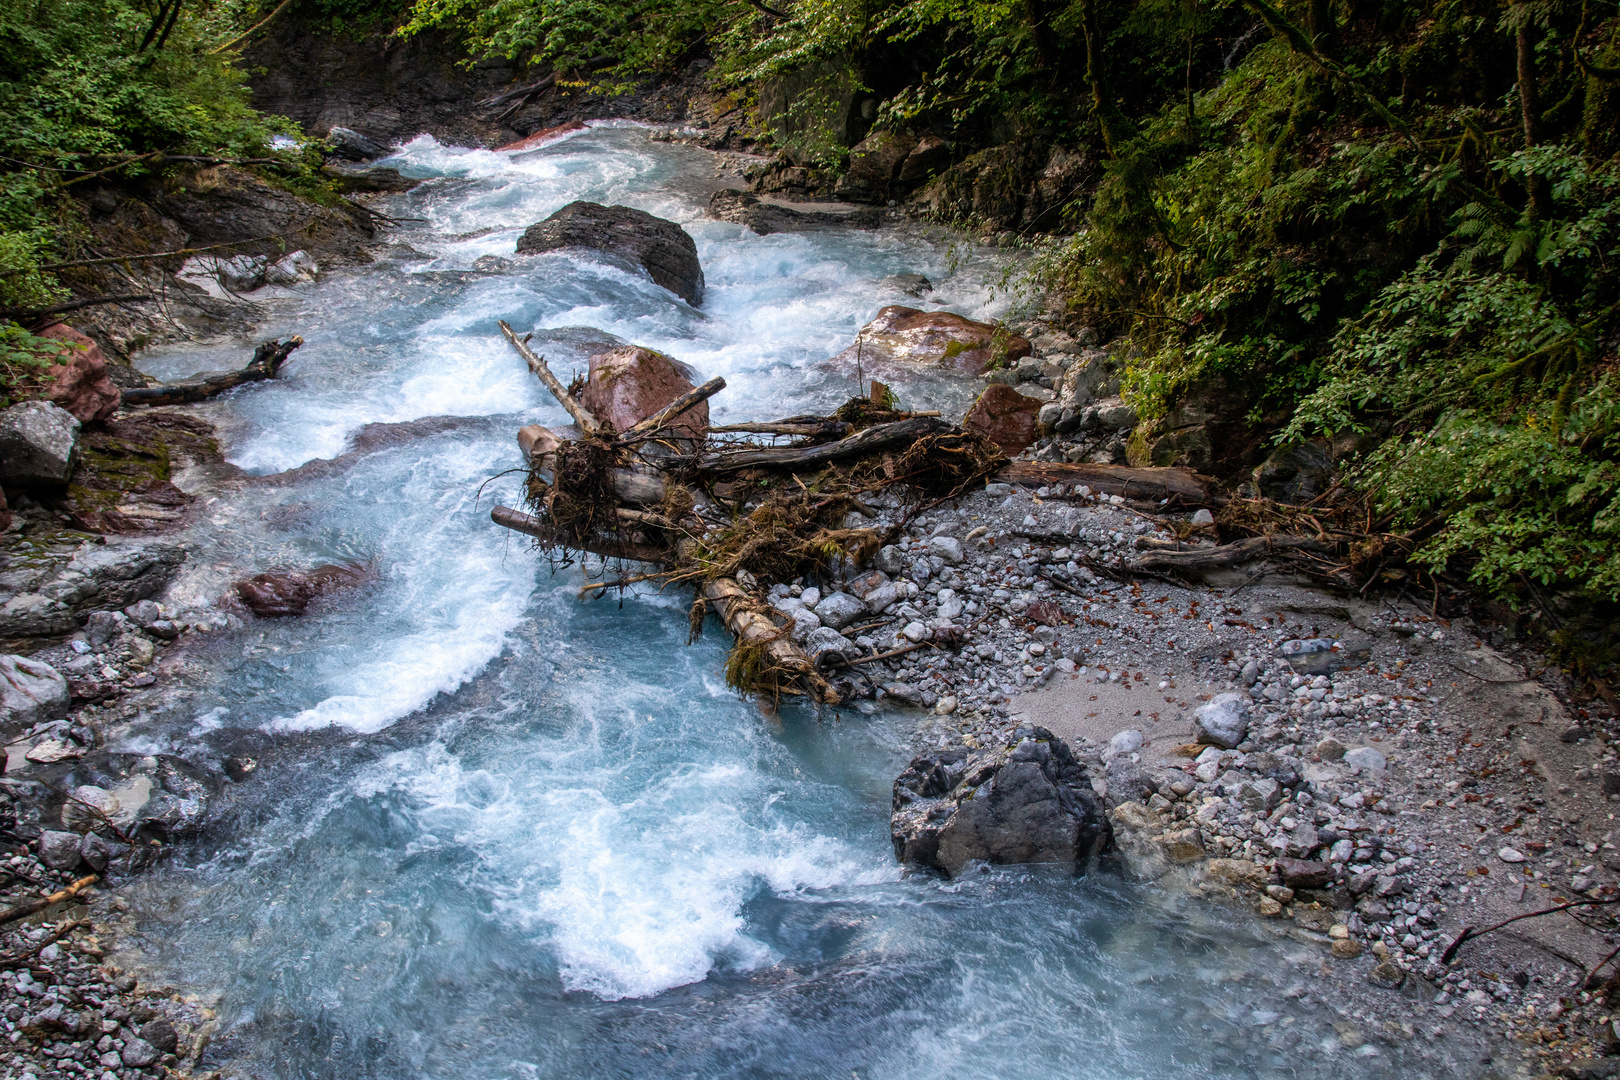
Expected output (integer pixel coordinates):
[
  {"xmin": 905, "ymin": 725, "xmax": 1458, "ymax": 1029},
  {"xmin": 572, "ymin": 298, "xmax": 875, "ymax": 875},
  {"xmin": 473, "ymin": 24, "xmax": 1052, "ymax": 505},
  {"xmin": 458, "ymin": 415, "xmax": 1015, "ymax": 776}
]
[{"xmin": 116, "ymin": 123, "xmax": 1474, "ymax": 1079}]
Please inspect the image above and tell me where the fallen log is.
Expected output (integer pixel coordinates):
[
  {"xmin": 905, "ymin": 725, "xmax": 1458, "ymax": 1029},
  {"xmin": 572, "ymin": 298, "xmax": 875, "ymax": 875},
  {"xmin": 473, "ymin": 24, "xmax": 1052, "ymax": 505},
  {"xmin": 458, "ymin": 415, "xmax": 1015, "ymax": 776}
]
[
  {"xmin": 696, "ymin": 416, "xmax": 952, "ymax": 473},
  {"xmin": 707, "ymin": 419, "xmax": 852, "ymax": 439},
  {"xmin": 498, "ymin": 320, "xmax": 601, "ymax": 435},
  {"xmin": 1130, "ymin": 534, "xmax": 1327, "ymax": 574},
  {"xmin": 121, "ymin": 337, "xmax": 303, "ymax": 406},
  {"xmin": 997, "ymin": 461, "xmax": 1212, "ymax": 506},
  {"xmin": 491, "ymin": 505, "xmax": 668, "ymax": 563},
  {"xmin": 701, "ymin": 577, "xmax": 837, "ymax": 704}
]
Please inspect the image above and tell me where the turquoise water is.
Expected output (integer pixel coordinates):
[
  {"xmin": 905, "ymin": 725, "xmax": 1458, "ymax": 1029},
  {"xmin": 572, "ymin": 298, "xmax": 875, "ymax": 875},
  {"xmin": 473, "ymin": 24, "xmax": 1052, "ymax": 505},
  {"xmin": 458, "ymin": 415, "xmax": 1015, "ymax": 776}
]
[{"xmin": 121, "ymin": 123, "xmax": 1485, "ymax": 1079}]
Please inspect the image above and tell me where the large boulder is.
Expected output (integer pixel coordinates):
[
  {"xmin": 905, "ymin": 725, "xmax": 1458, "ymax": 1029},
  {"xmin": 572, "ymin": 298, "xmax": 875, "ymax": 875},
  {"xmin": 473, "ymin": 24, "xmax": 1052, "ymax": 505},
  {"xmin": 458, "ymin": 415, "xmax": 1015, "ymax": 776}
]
[
  {"xmin": 0, "ymin": 540, "xmax": 186, "ymax": 641},
  {"xmin": 516, "ymin": 201, "xmax": 704, "ymax": 306},
  {"xmin": 236, "ymin": 563, "xmax": 368, "ymax": 617},
  {"xmin": 828, "ymin": 306, "xmax": 1031, "ymax": 376},
  {"xmin": 1253, "ymin": 439, "xmax": 1337, "ymax": 503},
  {"xmin": 707, "ymin": 190, "xmax": 879, "ymax": 234},
  {"xmin": 577, "ymin": 347, "xmax": 708, "ymax": 439},
  {"xmin": 833, "ymin": 131, "xmax": 918, "ymax": 203},
  {"xmin": 0, "ymin": 401, "xmax": 81, "ymax": 488},
  {"xmin": 157, "ymin": 165, "xmax": 373, "ymax": 265},
  {"xmin": 32, "ymin": 324, "xmax": 121, "ymax": 423},
  {"xmin": 325, "ymin": 125, "xmax": 391, "ymax": 161},
  {"xmin": 891, "ymin": 726, "xmax": 1112, "ymax": 876},
  {"xmin": 962, "ymin": 384, "xmax": 1042, "ymax": 455},
  {"xmin": 52, "ymin": 752, "xmax": 221, "ymax": 842},
  {"xmin": 917, "ymin": 142, "xmax": 1094, "ymax": 230},
  {"xmin": 0, "ymin": 654, "xmax": 69, "ymax": 732}
]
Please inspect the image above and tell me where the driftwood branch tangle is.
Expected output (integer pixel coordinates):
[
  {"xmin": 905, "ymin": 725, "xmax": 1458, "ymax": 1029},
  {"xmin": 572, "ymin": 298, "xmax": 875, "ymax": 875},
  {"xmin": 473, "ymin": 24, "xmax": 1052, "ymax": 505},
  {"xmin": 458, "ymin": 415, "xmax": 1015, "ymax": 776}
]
[
  {"xmin": 697, "ymin": 416, "xmax": 951, "ymax": 473},
  {"xmin": 498, "ymin": 320, "xmax": 601, "ymax": 435},
  {"xmin": 701, "ymin": 578, "xmax": 837, "ymax": 704},
  {"xmin": 998, "ymin": 461, "xmax": 1211, "ymax": 505},
  {"xmin": 121, "ymin": 337, "xmax": 303, "ymax": 406},
  {"xmin": 1130, "ymin": 534, "xmax": 1326, "ymax": 574},
  {"xmin": 622, "ymin": 376, "xmax": 726, "ymax": 438},
  {"xmin": 492, "ymin": 505, "xmax": 668, "ymax": 563}
]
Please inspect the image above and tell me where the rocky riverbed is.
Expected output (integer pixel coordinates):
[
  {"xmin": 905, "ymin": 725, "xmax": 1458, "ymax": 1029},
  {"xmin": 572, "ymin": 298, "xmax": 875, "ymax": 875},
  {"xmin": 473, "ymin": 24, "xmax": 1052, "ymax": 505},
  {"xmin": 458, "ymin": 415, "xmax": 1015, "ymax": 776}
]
[
  {"xmin": 0, "ymin": 121, "xmax": 1615, "ymax": 1080},
  {"xmin": 752, "ymin": 473, "xmax": 1620, "ymax": 1076}
]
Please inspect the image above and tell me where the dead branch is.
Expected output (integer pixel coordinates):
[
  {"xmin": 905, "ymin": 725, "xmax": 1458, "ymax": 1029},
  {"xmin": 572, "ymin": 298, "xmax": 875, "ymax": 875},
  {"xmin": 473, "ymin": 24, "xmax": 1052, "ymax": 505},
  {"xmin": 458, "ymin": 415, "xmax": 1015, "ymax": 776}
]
[
  {"xmin": 498, "ymin": 320, "xmax": 601, "ymax": 434},
  {"xmin": 121, "ymin": 337, "xmax": 303, "ymax": 406},
  {"xmin": 1130, "ymin": 534, "xmax": 1328, "ymax": 574},
  {"xmin": 708, "ymin": 419, "xmax": 852, "ymax": 439},
  {"xmin": 492, "ymin": 505, "xmax": 668, "ymax": 563},
  {"xmin": 622, "ymin": 376, "xmax": 726, "ymax": 439},
  {"xmin": 998, "ymin": 460, "xmax": 1212, "ymax": 506},
  {"xmin": 0, "ymin": 919, "xmax": 90, "ymax": 969},
  {"xmin": 695, "ymin": 416, "xmax": 951, "ymax": 473},
  {"xmin": 0, "ymin": 876, "xmax": 97, "ymax": 927},
  {"xmin": 1441, "ymin": 895, "xmax": 1620, "ymax": 965}
]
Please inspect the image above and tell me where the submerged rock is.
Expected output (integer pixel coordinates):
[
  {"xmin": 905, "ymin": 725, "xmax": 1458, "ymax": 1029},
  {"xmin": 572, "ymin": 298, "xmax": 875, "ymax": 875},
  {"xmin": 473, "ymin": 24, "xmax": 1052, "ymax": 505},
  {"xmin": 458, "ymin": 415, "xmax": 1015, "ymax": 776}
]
[
  {"xmin": 828, "ymin": 306, "xmax": 1031, "ymax": 376},
  {"xmin": 891, "ymin": 726, "xmax": 1112, "ymax": 876},
  {"xmin": 236, "ymin": 563, "xmax": 369, "ymax": 617},
  {"xmin": 325, "ymin": 125, "xmax": 391, "ymax": 161},
  {"xmin": 577, "ymin": 346, "xmax": 709, "ymax": 439},
  {"xmin": 962, "ymin": 383, "xmax": 1042, "ymax": 455},
  {"xmin": 516, "ymin": 201, "xmax": 705, "ymax": 305}
]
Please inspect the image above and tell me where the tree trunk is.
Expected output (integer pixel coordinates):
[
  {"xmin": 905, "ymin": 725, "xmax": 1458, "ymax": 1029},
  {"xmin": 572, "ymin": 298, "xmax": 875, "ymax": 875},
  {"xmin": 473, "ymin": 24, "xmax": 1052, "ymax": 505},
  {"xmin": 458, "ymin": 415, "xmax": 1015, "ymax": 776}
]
[
  {"xmin": 996, "ymin": 460, "xmax": 1212, "ymax": 505},
  {"xmin": 695, "ymin": 417, "xmax": 951, "ymax": 473},
  {"xmin": 121, "ymin": 337, "xmax": 303, "ymax": 406},
  {"xmin": 701, "ymin": 578, "xmax": 838, "ymax": 704}
]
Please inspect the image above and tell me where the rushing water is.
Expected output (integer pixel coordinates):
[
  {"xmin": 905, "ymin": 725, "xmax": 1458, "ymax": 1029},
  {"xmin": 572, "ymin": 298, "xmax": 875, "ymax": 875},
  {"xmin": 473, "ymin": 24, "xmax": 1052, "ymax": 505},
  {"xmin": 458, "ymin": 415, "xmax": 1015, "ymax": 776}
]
[{"xmin": 119, "ymin": 124, "xmax": 1488, "ymax": 1079}]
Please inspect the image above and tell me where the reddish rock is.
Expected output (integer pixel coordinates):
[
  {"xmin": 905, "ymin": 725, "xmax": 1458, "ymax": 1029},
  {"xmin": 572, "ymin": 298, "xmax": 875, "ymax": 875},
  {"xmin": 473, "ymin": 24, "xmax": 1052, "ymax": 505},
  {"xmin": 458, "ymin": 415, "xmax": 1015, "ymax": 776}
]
[
  {"xmin": 497, "ymin": 120, "xmax": 587, "ymax": 153},
  {"xmin": 963, "ymin": 384, "xmax": 1042, "ymax": 455},
  {"xmin": 577, "ymin": 347, "xmax": 708, "ymax": 439},
  {"xmin": 236, "ymin": 564, "xmax": 368, "ymax": 617},
  {"xmin": 1276, "ymin": 857, "xmax": 1334, "ymax": 890},
  {"xmin": 33, "ymin": 324, "xmax": 121, "ymax": 423},
  {"xmin": 829, "ymin": 306, "xmax": 1031, "ymax": 376}
]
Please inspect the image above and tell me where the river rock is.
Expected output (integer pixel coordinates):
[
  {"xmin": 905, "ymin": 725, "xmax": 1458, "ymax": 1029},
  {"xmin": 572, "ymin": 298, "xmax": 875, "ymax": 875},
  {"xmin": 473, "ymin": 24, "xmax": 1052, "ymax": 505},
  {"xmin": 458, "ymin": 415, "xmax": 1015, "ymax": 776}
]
[
  {"xmin": 516, "ymin": 201, "xmax": 704, "ymax": 305},
  {"xmin": 1344, "ymin": 746, "xmax": 1387, "ymax": 775},
  {"xmin": 707, "ymin": 190, "xmax": 878, "ymax": 234},
  {"xmin": 32, "ymin": 323, "xmax": 122, "ymax": 423},
  {"xmin": 804, "ymin": 625, "xmax": 854, "ymax": 667},
  {"xmin": 577, "ymin": 346, "xmax": 708, "ymax": 439},
  {"xmin": 898, "ymin": 135, "xmax": 950, "ymax": 185},
  {"xmin": 0, "ymin": 654, "xmax": 69, "ymax": 731},
  {"xmin": 1254, "ymin": 439, "xmax": 1336, "ymax": 504},
  {"xmin": 326, "ymin": 125, "xmax": 391, "ymax": 161},
  {"xmin": 56, "ymin": 752, "xmax": 218, "ymax": 841},
  {"xmin": 321, "ymin": 163, "xmax": 421, "ymax": 194},
  {"xmin": 812, "ymin": 591, "xmax": 865, "ymax": 630},
  {"xmin": 236, "ymin": 563, "xmax": 368, "ymax": 617},
  {"xmin": 157, "ymin": 166, "xmax": 374, "ymax": 265},
  {"xmin": 138, "ymin": 1019, "xmax": 178, "ymax": 1054},
  {"xmin": 1277, "ymin": 857, "xmax": 1334, "ymax": 890},
  {"xmin": 833, "ymin": 131, "xmax": 918, "ymax": 203},
  {"xmin": 962, "ymin": 384, "xmax": 1042, "ymax": 455},
  {"xmin": 891, "ymin": 726, "xmax": 1112, "ymax": 876},
  {"xmin": 120, "ymin": 1036, "xmax": 161, "ymax": 1068},
  {"xmin": 1193, "ymin": 693, "xmax": 1250, "ymax": 749},
  {"xmin": 828, "ymin": 306, "xmax": 1031, "ymax": 376},
  {"xmin": 0, "ymin": 540, "xmax": 185, "ymax": 641},
  {"xmin": 0, "ymin": 401, "xmax": 81, "ymax": 487},
  {"xmin": 37, "ymin": 829, "xmax": 81, "ymax": 871}
]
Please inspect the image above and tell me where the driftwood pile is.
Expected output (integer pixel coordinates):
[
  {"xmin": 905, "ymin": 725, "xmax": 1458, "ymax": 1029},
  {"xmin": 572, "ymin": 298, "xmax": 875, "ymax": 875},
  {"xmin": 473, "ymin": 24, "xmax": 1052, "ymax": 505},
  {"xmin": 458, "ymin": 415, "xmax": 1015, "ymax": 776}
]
[{"xmin": 486, "ymin": 321, "xmax": 1221, "ymax": 705}]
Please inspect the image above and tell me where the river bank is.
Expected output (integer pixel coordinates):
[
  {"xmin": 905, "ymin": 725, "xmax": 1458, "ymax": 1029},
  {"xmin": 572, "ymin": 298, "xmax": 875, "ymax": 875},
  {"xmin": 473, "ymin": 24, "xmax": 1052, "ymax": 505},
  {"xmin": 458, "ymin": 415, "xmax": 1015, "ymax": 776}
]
[{"xmin": 0, "ymin": 121, "xmax": 1609, "ymax": 1080}]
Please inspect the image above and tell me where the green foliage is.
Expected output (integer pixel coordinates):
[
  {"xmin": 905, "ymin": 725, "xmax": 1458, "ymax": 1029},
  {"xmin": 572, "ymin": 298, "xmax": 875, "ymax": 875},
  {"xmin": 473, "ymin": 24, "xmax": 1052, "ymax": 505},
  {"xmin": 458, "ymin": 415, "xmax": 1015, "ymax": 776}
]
[{"xmin": 0, "ymin": 324, "xmax": 71, "ymax": 408}]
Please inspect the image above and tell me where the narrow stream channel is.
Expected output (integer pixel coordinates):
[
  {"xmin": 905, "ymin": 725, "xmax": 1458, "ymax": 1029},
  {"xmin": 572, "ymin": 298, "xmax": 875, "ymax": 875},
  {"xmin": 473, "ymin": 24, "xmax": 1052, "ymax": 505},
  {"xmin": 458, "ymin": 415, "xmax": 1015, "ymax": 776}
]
[{"xmin": 117, "ymin": 123, "xmax": 1480, "ymax": 1079}]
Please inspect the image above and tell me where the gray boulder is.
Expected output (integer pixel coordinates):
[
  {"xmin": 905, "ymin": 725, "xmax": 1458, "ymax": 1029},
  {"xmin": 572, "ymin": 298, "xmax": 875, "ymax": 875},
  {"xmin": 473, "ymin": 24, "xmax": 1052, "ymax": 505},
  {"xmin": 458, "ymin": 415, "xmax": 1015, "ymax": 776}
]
[
  {"xmin": 38, "ymin": 829, "xmax": 82, "ymax": 870},
  {"xmin": 891, "ymin": 726, "xmax": 1112, "ymax": 876},
  {"xmin": 517, "ymin": 201, "xmax": 705, "ymax": 305},
  {"xmin": 326, "ymin": 126, "xmax": 390, "ymax": 161},
  {"xmin": 0, "ymin": 540, "xmax": 185, "ymax": 641},
  {"xmin": 0, "ymin": 401, "xmax": 81, "ymax": 487},
  {"xmin": 1194, "ymin": 693, "xmax": 1251, "ymax": 749},
  {"xmin": 812, "ymin": 591, "xmax": 865, "ymax": 629},
  {"xmin": 804, "ymin": 626, "xmax": 855, "ymax": 668},
  {"xmin": 0, "ymin": 654, "xmax": 69, "ymax": 731},
  {"xmin": 120, "ymin": 1037, "xmax": 161, "ymax": 1068}
]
